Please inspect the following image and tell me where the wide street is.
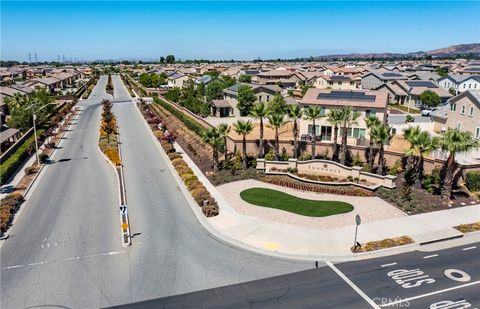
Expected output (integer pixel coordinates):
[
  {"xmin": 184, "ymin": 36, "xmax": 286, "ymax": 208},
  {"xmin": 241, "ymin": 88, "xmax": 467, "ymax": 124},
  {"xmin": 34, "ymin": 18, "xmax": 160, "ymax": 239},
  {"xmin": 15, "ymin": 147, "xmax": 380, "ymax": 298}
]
[
  {"xmin": 1, "ymin": 75, "xmax": 478, "ymax": 308},
  {"xmin": 0, "ymin": 76, "xmax": 310, "ymax": 308}
]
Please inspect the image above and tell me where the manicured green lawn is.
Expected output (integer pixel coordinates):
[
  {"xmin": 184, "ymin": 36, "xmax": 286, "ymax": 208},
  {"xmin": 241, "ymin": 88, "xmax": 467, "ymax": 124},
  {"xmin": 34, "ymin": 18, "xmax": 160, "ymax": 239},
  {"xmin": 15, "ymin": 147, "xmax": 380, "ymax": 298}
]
[{"xmin": 240, "ymin": 188, "xmax": 354, "ymax": 217}]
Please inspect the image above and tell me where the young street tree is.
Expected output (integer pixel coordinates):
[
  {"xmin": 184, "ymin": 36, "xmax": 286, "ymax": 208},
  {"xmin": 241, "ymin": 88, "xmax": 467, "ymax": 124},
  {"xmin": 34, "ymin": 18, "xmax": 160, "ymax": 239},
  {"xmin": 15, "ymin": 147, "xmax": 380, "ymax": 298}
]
[
  {"xmin": 439, "ymin": 128, "xmax": 479, "ymax": 200},
  {"xmin": 371, "ymin": 123, "xmax": 394, "ymax": 175},
  {"xmin": 217, "ymin": 123, "xmax": 230, "ymax": 160},
  {"xmin": 365, "ymin": 115, "xmax": 381, "ymax": 170},
  {"xmin": 233, "ymin": 120, "xmax": 253, "ymax": 169},
  {"xmin": 267, "ymin": 94, "xmax": 288, "ymax": 115},
  {"xmin": 287, "ymin": 105, "xmax": 303, "ymax": 159},
  {"xmin": 250, "ymin": 102, "xmax": 269, "ymax": 158},
  {"xmin": 236, "ymin": 85, "xmax": 257, "ymax": 116},
  {"xmin": 419, "ymin": 90, "xmax": 441, "ymax": 108},
  {"xmin": 267, "ymin": 112, "xmax": 287, "ymax": 161}
]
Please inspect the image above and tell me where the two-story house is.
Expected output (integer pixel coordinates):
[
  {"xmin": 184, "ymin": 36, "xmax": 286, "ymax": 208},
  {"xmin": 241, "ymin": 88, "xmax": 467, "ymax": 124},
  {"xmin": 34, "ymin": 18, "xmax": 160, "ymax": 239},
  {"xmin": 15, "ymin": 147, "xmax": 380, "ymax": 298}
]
[
  {"xmin": 299, "ymin": 89, "xmax": 388, "ymax": 144},
  {"xmin": 256, "ymin": 69, "xmax": 301, "ymax": 88},
  {"xmin": 313, "ymin": 75, "xmax": 357, "ymax": 90},
  {"xmin": 458, "ymin": 76, "xmax": 480, "ymax": 93},
  {"xmin": 167, "ymin": 72, "xmax": 189, "ymax": 89},
  {"xmin": 361, "ymin": 71, "xmax": 407, "ymax": 89},
  {"xmin": 377, "ymin": 80, "xmax": 452, "ymax": 108},
  {"xmin": 446, "ymin": 90, "xmax": 480, "ymax": 139},
  {"xmin": 437, "ymin": 75, "xmax": 469, "ymax": 94}
]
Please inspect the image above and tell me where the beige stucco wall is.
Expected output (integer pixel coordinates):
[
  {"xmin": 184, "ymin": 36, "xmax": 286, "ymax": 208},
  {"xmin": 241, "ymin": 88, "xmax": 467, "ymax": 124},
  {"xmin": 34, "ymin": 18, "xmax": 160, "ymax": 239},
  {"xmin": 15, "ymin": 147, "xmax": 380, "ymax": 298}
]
[{"xmin": 446, "ymin": 96, "xmax": 480, "ymax": 136}]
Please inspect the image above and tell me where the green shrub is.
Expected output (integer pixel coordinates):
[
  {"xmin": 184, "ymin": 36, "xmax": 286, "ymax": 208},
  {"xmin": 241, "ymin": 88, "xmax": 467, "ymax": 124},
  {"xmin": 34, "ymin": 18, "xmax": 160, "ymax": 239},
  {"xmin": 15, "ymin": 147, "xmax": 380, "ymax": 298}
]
[
  {"xmin": 388, "ymin": 159, "xmax": 403, "ymax": 176},
  {"xmin": 0, "ymin": 129, "xmax": 45, "ymax": 184},
  {"xmin": 39, "ymin": 153, "xmax": 49, "ymax": 164},
  {"xmin": 154, "ymin": 98, "xmax": 205, "ymax": 137},
  {"xmin": 264, "ymin": 150, "xmax": 275, "ymax": 161},
  {"xmin": 280, "ymin": 148, "xmax": 289, "ymax": 161},
  {"xmin": 298, "ymin": 152, "xmax": 312, "ymax": 161},
  {"xmin": 351, "ymin": 153, "xmax": 363, "ymax": 167},
  {"xmin": 465, "ymin": 171, "xmax": 480, "ymax": 192}
]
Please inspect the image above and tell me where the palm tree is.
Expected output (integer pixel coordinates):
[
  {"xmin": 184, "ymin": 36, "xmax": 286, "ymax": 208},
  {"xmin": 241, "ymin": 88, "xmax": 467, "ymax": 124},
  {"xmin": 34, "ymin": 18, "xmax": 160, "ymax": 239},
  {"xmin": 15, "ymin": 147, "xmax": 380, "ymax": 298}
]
[
  {"xmin": 267, "ymin": 112, "xmax": 287, "ymax": 161},
  {"xmin": 339, "ymin": 106, "xmax": 361, "ymax": 165},
  {"xmin": 439, "ymin": 128, "xmax": 479, "ymax": 200},
  {"xmin": 287, "ymin": 105, "xmax": 303, "ymax": 159},
  {"xmin": 371, "ymin": 123, "xmax": 394, "ymax": 175},
  {"xmin": 233, "ymin": 120, "xmax": 254, "ymax": 169},
  {"xmin": 250, "ymin": 102, "xmax": 269, "ymax": 158},
  {"xmin": 365, "ymin": 116, "xmax": 381, "ymax": 170},
  {"xmin": 414, "ymin": 131, "xmax": 439, "ymax": 183},
  {"xmin": 217, "ymin": 123, "xmax": 230, "ymax": 160},
  {"xmin": 326, "ymin": 108, "xmax": 343, "ymax": 161},
  {"xmin": 303, "ymin": 106, "xmax": 322, "ymax": 158},
  {"xmin": 403, "ymin": 126, "xmax": 422, "ymax": 169},
  {"xmin": 202, "ymin": 127, "xmax": 222, "ymax": 172}
]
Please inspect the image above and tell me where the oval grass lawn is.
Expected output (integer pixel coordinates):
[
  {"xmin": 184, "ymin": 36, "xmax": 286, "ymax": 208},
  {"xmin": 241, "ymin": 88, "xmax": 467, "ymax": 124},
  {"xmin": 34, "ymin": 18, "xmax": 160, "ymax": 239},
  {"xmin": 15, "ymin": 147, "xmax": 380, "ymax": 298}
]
[{"xmin": 240, "ymin": 188, "xmax": 354, "ymax": 217}]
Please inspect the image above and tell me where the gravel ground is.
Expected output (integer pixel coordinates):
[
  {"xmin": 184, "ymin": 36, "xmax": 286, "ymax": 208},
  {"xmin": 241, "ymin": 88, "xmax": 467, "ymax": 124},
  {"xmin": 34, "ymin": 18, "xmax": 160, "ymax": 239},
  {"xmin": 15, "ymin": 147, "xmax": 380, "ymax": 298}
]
[{"xmin": 217, "ymin": 179, "xmax": 406, "ymax": 230}]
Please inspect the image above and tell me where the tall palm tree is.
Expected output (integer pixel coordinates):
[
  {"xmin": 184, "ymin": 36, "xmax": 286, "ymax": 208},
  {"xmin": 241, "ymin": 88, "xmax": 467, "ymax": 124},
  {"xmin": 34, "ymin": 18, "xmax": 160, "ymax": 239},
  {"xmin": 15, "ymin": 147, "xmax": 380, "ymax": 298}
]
[
  {"xmin": 303, "ymin": 106, "xmax": 322, "ymax": 158},
  {"xmin": 233, "ymin": 120, "xmax": 254, "ymax": 169},
  {"xmin": 267, "ymin": 112, "xmax": 287, "ymax": 161},
  {"xmin": 287, "ymin": 105, "xmax": 303, "ymax": 159},
  {"xmin": 217, "ymin": 123, "xmax": 230, "ymax": 160},
  {"xmin": 403, "ymin": 126, "xmax": 422, "ymax": 170},
  {"xmin": 202, "ymin": 127, "xmax": 222, "ymax": 172},
  {"xmin": 365, "ymin": 116, "xmax": 381, "ymax": 170},
  {"xmin": 439, "ymin": 128, "xmax": 479, "ymax": 200},
  {"xmin": 371, "ymin": 123, "xmax": 394, "ymax": 175},
  {"xmin": 326, "ymin": 108, "xmax": 343, "ymax": 161},
  {"xmin": 339, "ymin": 106, "xmax": 361, "ymax": 165},
  {"xmin": 414, "ymin": 131, "xmax": 439, "ymax": 183},
  {"xmin": 250, "ymin": 102, "xmax": 269, "ymax": 158}
]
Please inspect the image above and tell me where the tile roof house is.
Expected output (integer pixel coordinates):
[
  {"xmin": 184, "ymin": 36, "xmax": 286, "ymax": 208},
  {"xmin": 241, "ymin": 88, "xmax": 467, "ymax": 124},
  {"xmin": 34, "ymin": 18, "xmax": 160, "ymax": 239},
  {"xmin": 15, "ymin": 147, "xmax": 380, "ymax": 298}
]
[
  {"xmin": 440, "ymin": 90, "xmax": 480, "ymax": 139},
  {"xmin": 256, "ymin": 69, "xmax": 301, "ymax": 87},
  {"xmin": 299, "ymin": 89, "xmax": 388, "ymax": 144},
  {"xmin": 377, "ymin": 80, "xmax": 452, "ymax": 108},
  {"xmin": 313, "ymin": 75, "xmax": 357, "ymax": 90},
  {"xmin": 167, "ymin": 72, "xmax": 189, "ymax": 89},
  {"xmin": 361, "ymin": 71, "xmax": 407, "ymax": 89}
]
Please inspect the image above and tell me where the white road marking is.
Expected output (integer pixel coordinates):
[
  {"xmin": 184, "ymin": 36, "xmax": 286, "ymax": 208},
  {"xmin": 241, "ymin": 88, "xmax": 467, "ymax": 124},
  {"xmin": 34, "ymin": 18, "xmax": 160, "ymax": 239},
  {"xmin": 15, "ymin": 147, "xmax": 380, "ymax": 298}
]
[
  {"xmin": 379, "ymin": 281, "xmax": 480, "ymax": 307},
  {"xmin": 1, "ymin": 251, "xmax": 127, "ymax": 270},
  {"xmin": 326, "ymin": 261, "xmax": 380, "ymax": 309},
  {"xmin": 381, "ymin": 262, "xmax": 398, "ymax": 268},
  {"xmin": 423, "ymin": 254, "xmax": 439, "ymax": 259},
  {"xmin": 462, "ymin": 246, "xmax": 476, "ymax": 251}
]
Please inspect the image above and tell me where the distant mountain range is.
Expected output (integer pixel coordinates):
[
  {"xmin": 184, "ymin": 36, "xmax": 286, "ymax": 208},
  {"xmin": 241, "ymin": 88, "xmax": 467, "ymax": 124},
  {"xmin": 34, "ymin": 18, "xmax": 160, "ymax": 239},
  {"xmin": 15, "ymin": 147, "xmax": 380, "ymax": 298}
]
[{"xmin": 315, "ymin": 43, "xmax": 480, "ymax": 60}]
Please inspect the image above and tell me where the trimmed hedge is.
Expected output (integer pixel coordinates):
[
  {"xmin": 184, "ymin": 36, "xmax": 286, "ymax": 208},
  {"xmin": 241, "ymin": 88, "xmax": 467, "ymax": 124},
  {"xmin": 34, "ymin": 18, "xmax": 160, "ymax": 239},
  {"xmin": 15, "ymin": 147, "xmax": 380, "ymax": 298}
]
[
  {"xmin": 0, "ymin": 129, "xmax": 45, "ymax": 184},
  {"xmin": 154, "ymin": 98, "xmax": 206, "ymax": 137},
  {"xmin": 465, "ymin": 171, "xmax": 480, "ymax": 192},
  {"xmin": 0, "ymin": 193, "xmax": 24, "ymax": 235}
]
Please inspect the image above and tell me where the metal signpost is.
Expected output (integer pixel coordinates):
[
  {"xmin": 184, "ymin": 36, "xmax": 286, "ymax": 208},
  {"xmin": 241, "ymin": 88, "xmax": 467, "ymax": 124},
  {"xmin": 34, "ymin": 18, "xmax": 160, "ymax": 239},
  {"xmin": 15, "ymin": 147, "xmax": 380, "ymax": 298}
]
[{"xmin": 354, "ymin": 214, "xmax": 361, "ymax": 248}]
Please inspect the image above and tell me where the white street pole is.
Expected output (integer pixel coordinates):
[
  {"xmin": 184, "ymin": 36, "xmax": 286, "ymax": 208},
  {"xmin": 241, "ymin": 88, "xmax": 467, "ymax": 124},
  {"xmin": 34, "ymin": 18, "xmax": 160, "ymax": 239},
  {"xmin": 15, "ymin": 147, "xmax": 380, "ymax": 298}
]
[{"xmin": 32, "ymin": 110, "xmax": 40, "ymax": 165}]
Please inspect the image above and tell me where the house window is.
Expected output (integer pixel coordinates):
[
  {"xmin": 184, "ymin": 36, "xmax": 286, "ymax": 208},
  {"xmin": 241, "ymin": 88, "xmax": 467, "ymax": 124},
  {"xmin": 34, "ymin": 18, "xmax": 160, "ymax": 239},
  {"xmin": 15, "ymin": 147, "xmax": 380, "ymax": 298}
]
[
  {"xmin": 266, "ymin": 95, "xmax": 270, "ymax": 102},
  {"xmin": 308, "ymin": 124, "xmax": 321, "ymax": 135},
  {"xmin": 451, "ymin": 103, "xmax": 456, "ymax": 111},
  {"xmin": 461, "ymin": 105, "xmax": 466, "ymax": 115},
  {"xmin": 366, "ymin": 109, "xmax": 377, "ymax": 118},
  {"xmin": 258, "ymin": 95, "xmax": 262, "ymax": 102},
  {"xmin": 319, "ymin": 107, "xmax": 326, "ymax": 116},
  {"xmin": 347, "ymin": 127, "xmax": 366, "ymax": 138},
  {"xmin": 469, "ymin": 106, "xmax": 474, "ymax": 116},
  {"xmin": 475, "ymin": 127, "xmax": 480, "ymax": 139},
  {"xmin": 320, "ymin": 126, "xmax": 332, "ymax": 140}
]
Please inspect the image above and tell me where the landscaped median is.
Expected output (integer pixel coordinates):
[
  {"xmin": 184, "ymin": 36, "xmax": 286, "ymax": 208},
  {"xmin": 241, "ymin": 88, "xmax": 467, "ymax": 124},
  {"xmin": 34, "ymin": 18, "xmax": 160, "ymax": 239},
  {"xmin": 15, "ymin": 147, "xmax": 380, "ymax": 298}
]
[
  {"xmin": 138, "ymin": 103, "xmax": 219, "ymax": 217},
  {"xmin": 240, "ymin": 188, "xmax": 353, "ymax": 217},
  {"xmin": 454, "ymin": 222, "xmax": 480, "ymax": 233},
  {"xmin": 351, "ymin": 236, "xmax": 415, "ymax": 253},
  {"xmin": 98, "ymin": 100, "xmax": 121, "ymax": 167}
]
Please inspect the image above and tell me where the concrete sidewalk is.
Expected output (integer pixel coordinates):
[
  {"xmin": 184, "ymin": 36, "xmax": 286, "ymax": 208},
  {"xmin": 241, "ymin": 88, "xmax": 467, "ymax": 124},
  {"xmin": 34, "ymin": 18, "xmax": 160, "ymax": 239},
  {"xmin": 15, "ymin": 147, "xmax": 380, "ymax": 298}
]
[{"xmin": 175, "ymin": 142, "xmax": 480, "ymax": 260}]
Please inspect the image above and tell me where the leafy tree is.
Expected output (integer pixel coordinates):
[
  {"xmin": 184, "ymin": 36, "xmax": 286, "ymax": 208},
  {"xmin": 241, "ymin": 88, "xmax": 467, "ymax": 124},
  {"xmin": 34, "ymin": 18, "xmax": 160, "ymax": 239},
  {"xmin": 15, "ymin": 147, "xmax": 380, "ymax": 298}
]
[
  {"xmin": 449, "ymin": 87, "xmax": 456, "ymax": 96},
  {"xmin": 220, "ymin": 75, "xmax": 236, "ymax": 88},
  {"xmin": 419, "ymin": 90, "xmax": 441, "ymax": 108},
  {"xmin": 5, "ymin": 89, "xmax": 55, "ymax": 130},
  {"xmin": 287, "ymin": 105, "xmax": 302, "ymax": 159},
  {"xmin": 303, "ymin": 106, "xmax": 322, "ymax": 158},
  {"xmin": 267, "ymin": 94, "xmax": 287, "ymax": 114},
  {"xmin": 439, "ymin": 129, "xmax": 479, "ymax": 199},
  {"xmin": 159, "ymin": 56, "xmax": 165, "ymax": 64},
  {"xmin": 233, "ymin": 120, "xmax": 253, "ymax": 169},
  {"xmin": 165, "ymin": 88, "xmax": 181, "ymax": 102},
  {"xmin": 165, "ymin": 54, "xmax": 175, "ymax": 64},
  {"xmin": 203, "ymin": 70, "xmax": 220, "ymax": 78},
  {"xmin": 326, "ymin": 108, "xmax": 343, "ymax": 162},
  {"xmin": 435, "ymin": 66, "xmax": 449, "ymax": 77},
  {"xmin": 238, "ymin": 74, "xmax": 252, "ymax": 83},
  {"xmin": 250, "ymin": 102, "xmax": 269, "ymax": 158},
  {"xmin": 364, "ymin": 116, "xmax": 381, "ymax": 170},
  {"xmin": 237, "ymin": 85, "xmax": 257, "ymax": 116},
  {"xmin": 205, "ymin": 80, "xmax": 224, "ymax": 102},
  {"xmin": 371, "ymin": 123, "xmax": 394, "ymax": 175},
  {"xmin": 338, "ymin": 106, "xmax": 361, "ymax": 165},
  {"xmin": 202, "ymin": 127, "xmax": 222, "ymax": 172},
  {"xmin": 267, "ymin": 112, "xmax": 287, "ymax": 160},
  {"xmin": 403, "ymin": 126, "xmax": 422, "ymax": 184}
]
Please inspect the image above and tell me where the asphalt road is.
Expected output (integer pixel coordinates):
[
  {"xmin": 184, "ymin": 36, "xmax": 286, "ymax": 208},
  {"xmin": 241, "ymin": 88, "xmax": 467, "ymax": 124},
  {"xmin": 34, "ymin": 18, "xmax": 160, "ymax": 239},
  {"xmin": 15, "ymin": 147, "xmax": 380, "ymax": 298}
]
[
  {"xmin": 111, "ymin": 243, "xmax": 480, "ymax": 308},
  {"xmin": 0, "ymin": 76, "xmax": 310, "ymax": 308}
]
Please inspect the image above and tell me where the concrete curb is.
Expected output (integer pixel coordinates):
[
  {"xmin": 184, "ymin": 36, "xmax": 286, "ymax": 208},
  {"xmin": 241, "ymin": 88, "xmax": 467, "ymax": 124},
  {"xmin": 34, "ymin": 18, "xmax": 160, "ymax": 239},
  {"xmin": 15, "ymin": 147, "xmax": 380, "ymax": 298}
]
[
  {"xmin": 96, "ymin": 118, "xmax": 131, "ymax": 248},
  {"xmin": 135, "ymin": 103, "xmax": 479, "ymax": 262}
]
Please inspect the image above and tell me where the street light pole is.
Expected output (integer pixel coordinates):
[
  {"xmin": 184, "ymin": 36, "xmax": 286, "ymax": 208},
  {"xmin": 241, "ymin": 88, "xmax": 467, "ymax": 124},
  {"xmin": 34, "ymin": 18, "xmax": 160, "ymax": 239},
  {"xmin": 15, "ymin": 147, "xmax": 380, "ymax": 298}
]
[{"xmin": 32, "ymin": 110, "xmax": 40, "ymax": 165}]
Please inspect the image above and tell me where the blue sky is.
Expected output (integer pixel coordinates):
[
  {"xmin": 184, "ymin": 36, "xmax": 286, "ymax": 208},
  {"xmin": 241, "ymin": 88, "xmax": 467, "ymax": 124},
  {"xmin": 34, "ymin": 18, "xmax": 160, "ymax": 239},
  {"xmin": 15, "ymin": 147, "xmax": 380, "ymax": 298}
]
[{"xmin": 1, "ymin": 1, "xmax": 479, "ymax": 61}]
